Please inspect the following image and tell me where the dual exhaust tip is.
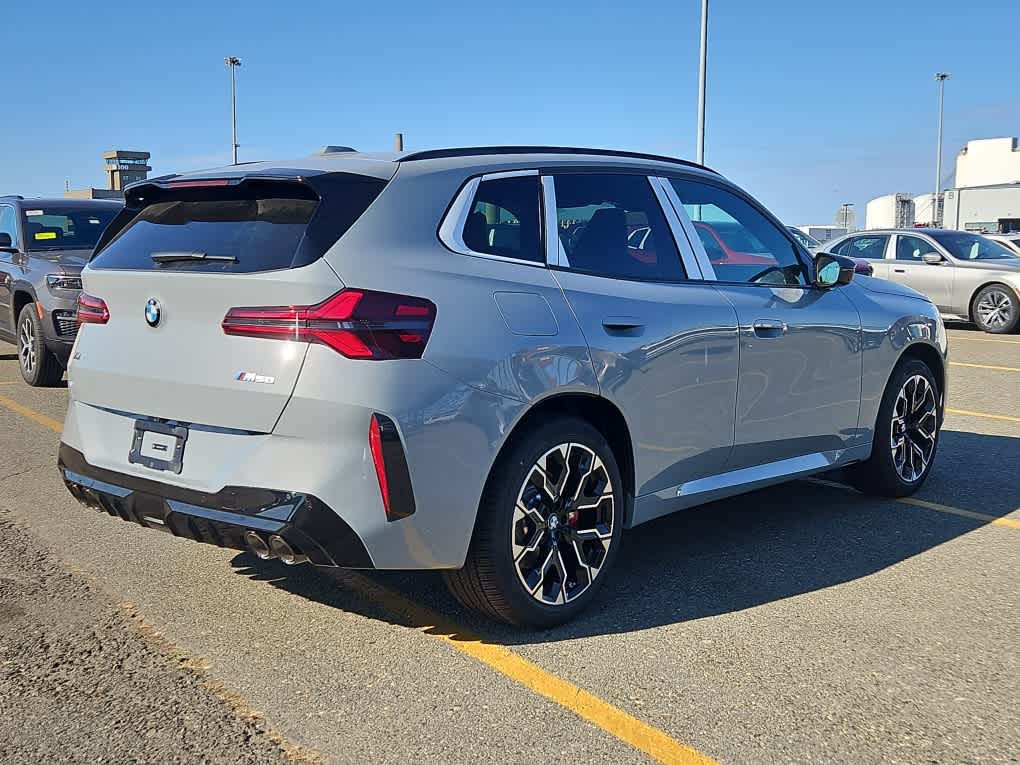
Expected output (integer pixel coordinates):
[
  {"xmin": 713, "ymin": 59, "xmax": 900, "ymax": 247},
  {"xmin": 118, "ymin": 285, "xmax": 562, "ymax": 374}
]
[{"xmin": 244, "ymin": 531, "xmax": 308, "ymax": 566}]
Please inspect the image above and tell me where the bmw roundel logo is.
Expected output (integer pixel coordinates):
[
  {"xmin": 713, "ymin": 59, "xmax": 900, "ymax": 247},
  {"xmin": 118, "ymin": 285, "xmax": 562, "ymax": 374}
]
[{"xmin": 144, "ymin": 298, "xmax": 162, "ymax": 327}]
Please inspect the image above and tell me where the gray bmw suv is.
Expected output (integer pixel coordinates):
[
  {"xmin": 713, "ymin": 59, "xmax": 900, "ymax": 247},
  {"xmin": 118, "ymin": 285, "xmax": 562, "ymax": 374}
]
[
  {"xmin": 0, "ymin": 196, "xmax": 122, "ymax": 385},
  {"xmin": 58, "ymin": 147, "xmax": 947, "ymax": 626}
]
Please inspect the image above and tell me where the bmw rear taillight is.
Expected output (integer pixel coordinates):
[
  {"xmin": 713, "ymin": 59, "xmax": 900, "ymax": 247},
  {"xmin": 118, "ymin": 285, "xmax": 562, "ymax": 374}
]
[
  {"xmin": 221, "ymin": 289, "xmax": 436, "ymax": 359},
  {"xmin": 76, "ymin": 293, "xmax": 109, "ymax": 325}
]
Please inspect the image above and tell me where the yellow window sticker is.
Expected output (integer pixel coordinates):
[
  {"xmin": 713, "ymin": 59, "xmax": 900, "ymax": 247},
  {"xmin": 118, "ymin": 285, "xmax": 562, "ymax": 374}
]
[{"xmin": 34, "ymin": 231, "xmax": 57, "ymax": 240}]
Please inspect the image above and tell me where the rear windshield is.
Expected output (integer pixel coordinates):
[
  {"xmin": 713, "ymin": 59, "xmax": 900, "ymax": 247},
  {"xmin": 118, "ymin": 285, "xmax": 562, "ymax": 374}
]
[
  {"xmin": 91, "ymin": 174, "xmax": 386, "ymax": 273},
  {"xmin": 23, "ymin": 206, "xmax": 119, "ymax": 251}
]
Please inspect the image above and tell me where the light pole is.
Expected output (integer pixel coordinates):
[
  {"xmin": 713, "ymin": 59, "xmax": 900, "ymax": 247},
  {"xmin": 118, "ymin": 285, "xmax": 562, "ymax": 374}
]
[
  {"xmin": 840, "ymin": 202, "xmax": 854, "ymax": 231},
  {"xmin": 696, "ymin": 0, "xmax": 708, "ymax": 165},
  {"xmin": 934, "ymin": 72, "xmax": 951, "ymax": 227},
  {"xmin": 225, "ymin": 56, "xmax": 242, "ymax": 164}
]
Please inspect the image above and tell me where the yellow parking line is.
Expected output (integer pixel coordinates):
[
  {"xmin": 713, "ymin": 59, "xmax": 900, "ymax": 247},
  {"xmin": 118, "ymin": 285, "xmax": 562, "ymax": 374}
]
[
  {"xmin": 0, "ymin": 392, "xmax": 719, "ymax": 765},
  {"xmin": 808, "ymin": 478, "xmax": 1019, "ymax": 530},
  {"xmin": 346, "ymin": 572, "xmax": 719, "ymax": 765},
  {"xmin": 0, "ymin": 380, "xmax": 19, "ymax": 385},
  {"xmin": 949, "ymin": 335, "xmax": 1020, "ymax": 345},
  {"xmin": 950, "ymin": 361, "xmax": 1020, "ymax": 373},
  {"xmin": 0, "ymin": 393, "xmax": 63, "ymax": 433},
  {"xmin": 945, "ymin": 407, "xmax": 1020, "ymax": 424}
]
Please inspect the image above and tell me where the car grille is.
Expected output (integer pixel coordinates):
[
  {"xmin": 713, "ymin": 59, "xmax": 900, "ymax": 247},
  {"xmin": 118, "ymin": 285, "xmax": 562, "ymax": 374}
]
[{"xmin": 53, "ymin": 310, "xmax": 78, "ymax": 338}]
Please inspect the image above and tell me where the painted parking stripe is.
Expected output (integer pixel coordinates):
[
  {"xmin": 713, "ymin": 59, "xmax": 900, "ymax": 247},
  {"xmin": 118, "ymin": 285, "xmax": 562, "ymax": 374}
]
[
  {"xmin": 0, "ymin": 391, "xmax": 721, "ymax": 765},
  {"xmin": 950, "ymin": 361, "xmax": 1020, "ymax": 373},
  {"xmin": 808, "ymin": 478, "xmax": 1020, "ymax": 530},
  {"xmin": 0, "ymin": 393, "xmax": 64, "ymax": 432},
  {"xmin": 345, "ymin": 572, "xmax": 721, "ymax": 765},
  {"xmin": 945, "ymin": 407, "xmax": 1020, "ymax": 425},
  {"xmin": 948, "ymin": 335, "xmax": 1020, "ymax": 345}
]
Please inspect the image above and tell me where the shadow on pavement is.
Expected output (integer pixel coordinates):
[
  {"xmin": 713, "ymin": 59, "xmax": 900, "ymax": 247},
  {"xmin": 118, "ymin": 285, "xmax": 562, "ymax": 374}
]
[
  {"xmin": 0, "ymin": 354, "xmax": 18, "ymax": 362},
  {"xmin": 230, "ymin": 429, "xmax": 1018, "ymax": 643}
]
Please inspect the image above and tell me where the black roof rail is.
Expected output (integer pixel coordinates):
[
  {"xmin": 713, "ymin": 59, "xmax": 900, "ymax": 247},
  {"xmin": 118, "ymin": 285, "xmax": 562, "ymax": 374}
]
[{"xmin": 396, "ymin": 146, "xmax": 718, "ymax": 174}]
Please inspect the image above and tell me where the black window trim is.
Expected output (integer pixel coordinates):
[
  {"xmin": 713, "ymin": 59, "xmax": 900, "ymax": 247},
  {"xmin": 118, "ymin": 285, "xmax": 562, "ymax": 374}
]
[{"xmin": 661, "ymin": 172, "xmax": 820, "ymax": 290}]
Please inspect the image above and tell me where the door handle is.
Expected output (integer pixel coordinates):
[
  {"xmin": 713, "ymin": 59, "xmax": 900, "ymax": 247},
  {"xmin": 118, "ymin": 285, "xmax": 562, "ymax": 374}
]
[
  {"xmin": 893, "ymin": 268, "xmax": 906, "ymax": 273},
  {"xmin": 602, "ymin": 316, "xmax": 645, "ymax": 332},
  {"xmin": 752, "ymin": 320, "xmax": 787, "ymax": 338}
]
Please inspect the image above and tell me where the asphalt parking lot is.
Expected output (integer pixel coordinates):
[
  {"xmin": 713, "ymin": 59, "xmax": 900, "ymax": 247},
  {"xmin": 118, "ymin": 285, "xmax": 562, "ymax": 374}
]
[{"xmin": 0, "ymin": 326, "xmax": 1017, "ymax": 765}]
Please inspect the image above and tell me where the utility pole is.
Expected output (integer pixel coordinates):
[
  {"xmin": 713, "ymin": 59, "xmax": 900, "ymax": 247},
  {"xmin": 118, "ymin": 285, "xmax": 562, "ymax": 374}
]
[
  {"xmin": 225, "ymin": 56, "xmax": 242, "ymax": 164},
  {"xmin": 696, "ymin": 0, "xmax": 708, "ymax": 165},
  {"xmin": 934, "ymin": 72, "xmax": 951, "ymax": 227},
  {"xmin": 840, "ymin": 202, "xmax": 854, "ymax": 231}
]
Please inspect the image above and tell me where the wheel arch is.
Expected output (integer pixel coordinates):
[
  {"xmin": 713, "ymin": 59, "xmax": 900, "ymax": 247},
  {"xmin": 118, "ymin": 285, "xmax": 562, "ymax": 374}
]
[
  {"xmin": 967, "ymin": 281, "xmax": 1017, "ymax": 324},
  {"xmin": 896, "ymin": 341, "xmax": 946, "ymax": 409},
  {"xmin": 490, "ymin": 392, "xmax": 636, "ymax": 526},
  {"xmin": 11, "ymin": 282, "xmax": 38, "ymax": 327}
]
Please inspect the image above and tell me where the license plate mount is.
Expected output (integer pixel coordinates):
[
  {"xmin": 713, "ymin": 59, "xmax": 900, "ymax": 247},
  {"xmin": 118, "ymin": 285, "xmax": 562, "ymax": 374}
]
[{"xmin": 128, "ymin": 420, "xmax": 188, "ymax": 474}]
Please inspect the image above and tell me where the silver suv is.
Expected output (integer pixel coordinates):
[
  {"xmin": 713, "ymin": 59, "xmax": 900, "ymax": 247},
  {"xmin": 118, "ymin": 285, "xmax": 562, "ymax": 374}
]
[{"xmin": 59, "ymin": 146, "xmax": 947, "ymax": 626}]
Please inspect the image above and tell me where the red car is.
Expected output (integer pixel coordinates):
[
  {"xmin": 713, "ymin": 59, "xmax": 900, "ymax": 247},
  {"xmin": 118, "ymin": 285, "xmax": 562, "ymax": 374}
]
[{"xmin": 692, "ymin": 221, "xmax": 778, "ymax": 266}]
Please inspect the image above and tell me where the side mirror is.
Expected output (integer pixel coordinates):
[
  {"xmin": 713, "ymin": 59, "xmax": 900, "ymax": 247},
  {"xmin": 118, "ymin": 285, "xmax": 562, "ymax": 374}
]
[
  {"xmin": 0, "ymin": 232, "xmax": 16, "ymax": 252},
  {"xmin": 922, "ymin": 252, "xmax": 943, "ymax": 264},
  {"xmin": 814, "ymin": 252, "xmax": 855, "ymax": 287}
]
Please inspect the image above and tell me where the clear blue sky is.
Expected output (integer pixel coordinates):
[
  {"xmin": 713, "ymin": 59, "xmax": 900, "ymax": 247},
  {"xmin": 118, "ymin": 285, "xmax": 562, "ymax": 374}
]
[{"xmin": 5, "ymin": 0, "xmax": 1017, "ymax": 225}]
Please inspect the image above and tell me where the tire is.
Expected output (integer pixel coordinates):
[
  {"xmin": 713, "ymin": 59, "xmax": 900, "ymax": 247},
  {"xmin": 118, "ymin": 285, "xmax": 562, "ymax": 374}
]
[
  {"xmin": 846, "ymin": 358, "xmax": 940, "ymax": 497},
  {"xmin": 972, "ymin": 284, "xmax": 1020, "ymax": 334},
  {"xmin": 17, "ymin": 304, "xmax": 63, "ymax": 387},
  {"xmin": 444, "ymin": 416, "xmax": 624, "ymax": 628}
]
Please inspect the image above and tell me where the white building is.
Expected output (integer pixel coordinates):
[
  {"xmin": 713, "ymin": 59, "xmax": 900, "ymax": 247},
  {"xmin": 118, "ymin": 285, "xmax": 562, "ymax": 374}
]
[
  {"xmin": 955, "ymin": 137, "xmax": 1020, "ymax": 188},
  {"xmin": 865, "ymin": 194, "xmax": 914, "ymax": 229},
  {"xmin": 912, "ymin": 193, "xmax": 939, "ymax": 227},
  {"xmin": 943, "ymin": 184, "xmax": 1020, "ymax": 233}
]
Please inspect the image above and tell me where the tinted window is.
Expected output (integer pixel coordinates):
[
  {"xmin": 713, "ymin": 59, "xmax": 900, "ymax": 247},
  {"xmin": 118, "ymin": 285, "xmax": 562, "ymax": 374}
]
[
  {"xmin": 930, "ymin": 231, "xmax": 1016, "ymax": 261},
  {"xmin": 21, "ymin": 205, "xmax": 118, "ymax": 251},
  {"xmin": 788, "ymin": 227, "xmax": 821, "ymax": 249},
  {"xmin": 92, "ymin": 174, "xmax": 385, "ymax": 273},
  {"xmin": 554, "ymin": 174, "xmax": 684, "ymax": 281},
  {"xmin": 829, "ymin": 238, "xmax": 854, "ymax": 257},
  {"xmin": 669, "ymin": 179, "xmax": 807, "ymax": 286},
  {"xmin": 0, "ymin": 205, "xmax": 17, "ymax": 248},
  {"xmin": 896, "ymin": 235, "xmax": 935, "ymax": 261},
  {"xmin": 462, "ymin": 176, "xmax": 542, "ymax": 262},
  {"xmin": 847, "ymin": 235, "xmax": 889, "ymax": 260}
]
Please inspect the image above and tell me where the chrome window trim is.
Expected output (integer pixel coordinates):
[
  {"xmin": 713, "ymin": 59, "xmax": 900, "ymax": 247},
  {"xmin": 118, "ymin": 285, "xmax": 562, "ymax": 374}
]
[
  {"xmin": 540, "ymin": 176, "xmax": 569, "ymax": 267},
  {"xmin": 649, "ymin": 176, "xmax": 706, "ymax": 280},
  {"xmin": 438, "ymin": 173, "xmax": 546, "ymax": 267},
  {"xmin": 653, "ymin": 176, "xmax": 718, "ymax": 280}
]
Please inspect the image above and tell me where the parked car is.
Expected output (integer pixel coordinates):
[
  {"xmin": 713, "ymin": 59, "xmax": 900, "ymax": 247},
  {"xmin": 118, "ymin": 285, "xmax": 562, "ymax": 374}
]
[
  {"xmin": 985, "ymin": 233, "xmax": 1020, "ymax": 257},
  {"xmin": 0, "ymin": 196, "xmax": 122, "ymax": 385},
  {"xmin": 825, "ymin": 228, "xmax": 1020, "ymax": 333},
  {"xmin": 787, "ymin": 225, "xmax": 873, "ymax": 276},
  {"xmin": 59, "ymin": 146, "xmax": 946, "ymax": 627}
]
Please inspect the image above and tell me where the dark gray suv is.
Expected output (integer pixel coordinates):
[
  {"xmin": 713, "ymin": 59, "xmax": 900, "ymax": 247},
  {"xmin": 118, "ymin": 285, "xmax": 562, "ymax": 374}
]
[{"xmin": 0, "ymin": 196, "xmax": 122, "ymax": 385}]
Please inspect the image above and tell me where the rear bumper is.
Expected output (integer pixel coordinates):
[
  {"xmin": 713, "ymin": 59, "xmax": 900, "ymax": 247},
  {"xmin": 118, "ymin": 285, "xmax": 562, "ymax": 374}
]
[{"xmin": 58, "ymin": 443, "xmax": 374, "ymax": 568}]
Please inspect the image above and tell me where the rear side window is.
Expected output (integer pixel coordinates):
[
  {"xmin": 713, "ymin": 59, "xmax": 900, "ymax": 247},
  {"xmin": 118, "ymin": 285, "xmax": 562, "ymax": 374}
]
[
  {"xmin": 91, "ymin": 174, "xmax": 385, "ymax": 273},
  {"xmin": 462, "ymin": 176, "xmax": 543, "ymax": 262},
  {"xmin": 555, "ymin": 174, "xmax": 685, "ymax": 281},
  {"xmin": 847, "ymin": 235, "xmax": 889, "ymax": 260}
]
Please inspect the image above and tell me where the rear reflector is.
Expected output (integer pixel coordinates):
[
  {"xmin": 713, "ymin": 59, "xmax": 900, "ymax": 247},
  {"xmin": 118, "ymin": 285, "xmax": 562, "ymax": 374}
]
[
  {"xmin": 76, "ymin": 293, "xmax": 110, "ymax": 325},
  {"xmin": 222, "ymin": 289, "xmax": 436, "ymax": 360},
  {"xmin": 368, "ymin": 413, "xmax": 416, "ymax": 522}
]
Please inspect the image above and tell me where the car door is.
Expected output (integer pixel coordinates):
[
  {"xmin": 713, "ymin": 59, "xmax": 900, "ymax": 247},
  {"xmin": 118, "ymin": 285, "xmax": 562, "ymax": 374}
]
[
  {"xmin": 544, "ymin": 171, "xmax": 739, "ymax": 520},
  {"xmin": 888, "ymin": 233, "xmax": 954, "ymax": 310},
  {"xmin": 666, "ymin": 176, "xmax": 862, "ymax": 472},
  {"xmin": 838, "ymin": 234, "xmax": 892, "ymax": 279},
  {"xmin": 0, "ymin": 204, "xmax": 19, "ymax": 338}
]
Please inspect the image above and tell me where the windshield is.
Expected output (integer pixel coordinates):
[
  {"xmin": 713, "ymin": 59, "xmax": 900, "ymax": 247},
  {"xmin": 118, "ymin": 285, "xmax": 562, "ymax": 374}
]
[
  {"xmin": 930, "ymin": 231, "xmax": 1016, "ymax": 260},
  {"xmin": 787, "ymin": 227, "xmax": 821, "ymax": 249},
  {"xmin": 22, "ymin": 206, "xmax": 119, "ymax": 251}
]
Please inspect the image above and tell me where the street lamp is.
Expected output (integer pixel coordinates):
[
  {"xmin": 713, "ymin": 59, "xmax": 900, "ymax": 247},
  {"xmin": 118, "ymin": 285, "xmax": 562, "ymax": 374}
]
[
  {"xmin": 934, "ymin": 72, "xmax": 951, "ymax": 227},
  {"xmin": 840, "ymin": 202, "xmax": 854, "ymax": 231},
  {"xmin": 225, "ymin": 56, "xmax": 242, "ymax": 165},
  {"xmin": 696, "ymin": 0, "xmax": 708, "ymax": 165}
]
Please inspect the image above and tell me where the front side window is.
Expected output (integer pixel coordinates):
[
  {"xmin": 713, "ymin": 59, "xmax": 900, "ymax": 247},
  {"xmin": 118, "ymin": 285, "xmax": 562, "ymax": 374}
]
[
  {"xmin": 829, "ymin": 238, "xmax": 854, "ymax": 257},
  {"xmin": 462, "ymin": 176, "xmax": 543, "ymax": 262},
  {"xmin": 554, "ymin": 173, "xmax": 684, "ymax": 281},
  {"xmin": 896, "ymin": 235, "xmax": 936, "ymax": 261},
  {"xmin": 21, "ymin": 205, "xmax": 119, "ymax": 251},
  {"xmin": 847, "ymin": 235, "xmax": 889, "ymax": 260},
  {"xmin": 930, "ymin": 231, "xmax": 1016, "ymax": 261},
  {"xmin": 669, "ymin": 178, "xmax": 807, "ymax": 286},
  {"xmin": 0, "ymin": 205, "xmax": 18, "ymax": 248}
]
